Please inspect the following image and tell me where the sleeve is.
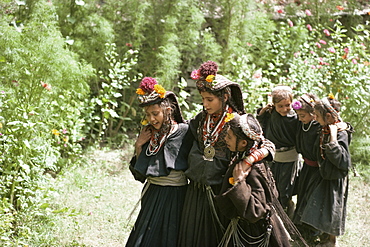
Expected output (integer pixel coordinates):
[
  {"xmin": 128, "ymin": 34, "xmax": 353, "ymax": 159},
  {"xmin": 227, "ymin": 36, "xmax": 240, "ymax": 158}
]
[
  {"xmin": 128, "ymin": 156, "xmax": 146, "ymax": 183},
  {"xmin": 218, "ymin": 168, "xmax": 268, "ymax": 223},
  {"xmin": 322, "ymin": 130, "xmax": 351, "ymax": 172}
]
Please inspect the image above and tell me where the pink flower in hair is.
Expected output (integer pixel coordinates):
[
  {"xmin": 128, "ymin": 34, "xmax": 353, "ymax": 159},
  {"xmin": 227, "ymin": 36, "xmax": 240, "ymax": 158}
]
[
  {"xmin": 190, "ymin": 69, "xmax": 201, "ymax": 80},
  {"xmin": 292, "ymin": 100, "xmax": 302, "ymax": 110},
  {"xmin": 139, "ymin": 77, "xmax": 157, "ymax": 93},
  {"xmin": 199, "ymin": 61, "xmax": 218, "ymax": 78}
]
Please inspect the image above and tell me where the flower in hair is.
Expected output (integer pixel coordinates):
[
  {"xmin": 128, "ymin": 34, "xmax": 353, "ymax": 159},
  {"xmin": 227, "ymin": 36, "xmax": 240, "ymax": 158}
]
[
  {"xmin": 154, "ymin": 84, "xmax": 166, "ymax": 98},
  {"xmin": 190, "ymin": 69, "xmax": 201, "ymax": 80},
  {"xmin": 141, "ymin": 119, "xmax": 149, "ymax": 126},
  {"xmin": 229, "ymin": 177, "xmax": 236, "ymax": 185},
  {"xmin": 225, "ymin": 113, "xmax": 235, "ymax": 122},
  {"xmin": 136, "ymin": 88, "xmax": 146, "ymax": 95},
  {"xmin": 199, "ymin": 60, "xmax": 218, "ymax": 78},
  {"xmin": 328, "ymin": 93, "xmax": 335, "ymax": 99},
  {"xmin": 292, "ymin": 100, "xmax": 302, "ymax": 110},
  {"xmin": 206, "ymin": 75, "xmax": 215, "ymax": 83},
  {"xmin": 139, "ymin": 77, "xmax": 157, "ymax": 93}
]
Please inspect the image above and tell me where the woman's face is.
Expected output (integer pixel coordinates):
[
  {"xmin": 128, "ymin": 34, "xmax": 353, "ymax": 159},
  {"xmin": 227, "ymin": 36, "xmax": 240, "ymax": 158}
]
[
  {"xmin": 296, "ymin": 109, "xmax": 315, "ymax": 124},
  {"xmin": 145, "ymin": 104, "xmax": 164, "ymax": 130},
  {"xmin": 274, "ymin": 98, "xmax": 292, "ymax": 117},
  {"xmin": 200, "ymin": 91, "xmax": 223, "ymax": 115},
  {"xmin": 225, "ymin": 128, "xmax": 247, "ymax": 152}
]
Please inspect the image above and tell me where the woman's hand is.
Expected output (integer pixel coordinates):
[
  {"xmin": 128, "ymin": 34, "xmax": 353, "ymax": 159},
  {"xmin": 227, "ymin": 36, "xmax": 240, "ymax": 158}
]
[
  {"xmin": 328, "ymin": 124, "xmax": 338, "ymax": 143},
  {"xmin": 134, "ymin": 126, "xmax": 152, "ymax": 156},
  {"xmin": 233, "ymin": 160, "xmax": 252, "ymax": 184}
]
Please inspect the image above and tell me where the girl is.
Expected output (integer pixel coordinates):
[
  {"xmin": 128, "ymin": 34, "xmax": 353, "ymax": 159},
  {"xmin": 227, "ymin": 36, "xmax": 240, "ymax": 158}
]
[
  {"xmin": 126, "ymin": 77, "xmax": 192, "ymax": 247},
  {"xmin": 257, "ymin": 86, "xmax": 300, "ymax": 217},
  {"xmin": 291, "ymin": 93, "xmax": 322, "ymax": 244},
  {"xmin": 178, "ymin": 61, "xmax": 274, "ymax": 247},
  {"xmin": 215, "ymin": 113, "xmax": 293, "ymax": 247},
  {"xmin": 301, "ymin": 95, "xmax": 353, "ymax": 247}
]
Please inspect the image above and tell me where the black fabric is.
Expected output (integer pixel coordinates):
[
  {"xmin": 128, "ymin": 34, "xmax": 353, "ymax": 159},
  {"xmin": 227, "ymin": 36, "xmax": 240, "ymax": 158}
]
[
  {"xmin": 301, "ymin": 128, "xmax": 352, "ymax": 236},
  {"xmin": 257, "ymin": 109, "xmax": 299, "ymax": 149},
  {"xmin": 130, "ymin": 123, "xmax": 192, "ymax": 179},
  {"xmin": 184, "ymin": 112, "xmax": 231, "ymax": 185},
  {"xmin": 125, "ymin": 184, "xmax": 187, "ymax": 247},
  {"xmin": 293, "ymin": 121, "xmax": 321, "ymax": 226}
]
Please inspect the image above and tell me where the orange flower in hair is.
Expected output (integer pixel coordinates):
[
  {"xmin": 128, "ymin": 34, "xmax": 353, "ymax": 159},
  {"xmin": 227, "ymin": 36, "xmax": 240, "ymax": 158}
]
[
  {"xmin": 136, "ymin": 88, "xmax": 146, "ymax": 95},
  {"xmin": 328, "ymin": 93, "xmax": 335, "ymax": 99},
  {"xmin": 154, "ymin": 84, "xmax": 166, "ymax": 98},
  {"xmin": 229, "ymin": 177, "xmax": 236, "ymax": 185},
  {"xmin": 206, "ymin": 75, "xmax": 215, "ymax": 83}
]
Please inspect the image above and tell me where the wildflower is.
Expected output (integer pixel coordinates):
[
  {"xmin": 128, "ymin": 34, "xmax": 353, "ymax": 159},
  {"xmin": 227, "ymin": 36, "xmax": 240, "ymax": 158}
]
[
  {"xmin": 323, "ymin": 29, "xmax": 330, "ymax": 36},
  {"xmin": 252, "ymin": 71, "xmax": 262, "ymax": 78},
  {"xmin": 62, "ymin": 129, "xmax": 67, "ymax": 134},
  {"xmin": 315, "ymin": 42, "xmax": 321, "ymax": 48},
  {"xmin": 154, "ymin": 84, "xmax": 166, "ymax": 98},
  {"xmin": 328, "ymin": 47, "xmax": 336, "ymax": 53},
  {"xmin": 246, "ymin": 42, "xmax": 253, "ymax": 47},
  {"xmin": 277, "ymin": 9, "xmax": 284, "ymax": 14},
  {"xmin": 364, "ymin": 61, "xmax": 370, "ymax": 66},
  {"xmin": 294, "ymin": 52, "xmax": 300, "ymax": 58},
  {"xmin": 205, "ymin": 75, "xmax": 215, "ymax": 83},
  {"xmin": 40, "ymin": 81, "xmax": 51, "ymax": 91},
  {"xmin": 336, "ymin": 6, "xmax": 344, "ymax": 11},
  {"xmin": 310, "ymin": 51, "xmax": 316, "ymax": 54},
  {"xmin": 311, "ymin": 65, "xmax": 316, "ymax": 69},
  {"xmin": 0, "ymin": 122, "xmax": 2, "ymax": 128},
  {"xmin": 225, "ymin": 113, "xmax": 235, "ymax": 123},
  {"xmin": 305, "ymin": 9, "xmax": 312, "ymax": 16},
  {"xmin": 344, "ymin": 47, "xmax": 349, "ymax": 54},
  {"xmin": 307, "ymin": 24, "xmax": 313, "ymax": 31},
  {"xmin": 129, "ymin": 49, "xmax": 134, "ymax": 54},
  {"xmin": 319, "ymin": 40, "xmax": 327, "ymax": 45},
  {"xmin": 63, "ymin": 137, "xmax": 68, "ymax": 142},
  {"xmin": 352, "ymin": 59, "xmax": 358, "ymax": 64},
  {"xmin": 288, "ymin": 20, "xmax": 293, "ymax": 27},
  {"xmin": 125, "ymin": 43, "xmax": 132, "ymax": 47},
  {"xmin": 190, "ymin": 69, "xmax": 201, "ymax": 80},
  {"xmin": 52, "ymin": 129, "xmax": 60, "ymax": 136}
]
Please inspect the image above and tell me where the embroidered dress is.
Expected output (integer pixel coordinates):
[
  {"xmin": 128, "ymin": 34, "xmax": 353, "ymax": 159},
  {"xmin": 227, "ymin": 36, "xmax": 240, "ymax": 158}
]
[
  {"xmin": 301, "ymin": 124, "xmax": 353, "ymax": 236},
  {"xmin": 126, "ymin": 123, "xmax": 192, "ymax": 247},
  {"xmin": 257, "ymin": 109, "xmax": 300, "ymax": 209}
]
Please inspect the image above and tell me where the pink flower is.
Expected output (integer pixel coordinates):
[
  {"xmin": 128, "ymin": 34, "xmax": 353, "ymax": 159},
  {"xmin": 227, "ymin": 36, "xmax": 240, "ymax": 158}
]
[
  {"xmin": 306, "ymin": 24, "xmax": 313, "ymax": 31},
  {"xmin": 288, "ymin": 20, "xmax": 293, "ymax": 27},
  {"xmin": 252, "ymin": 71, "xmax": 262, "ymax": 79},
  {"xmin": 125, "ymin": 43, "xmax": 132, "ymax": 47},
  {"xmin": 315, "ymin": 42, "xmax": 321, "ymax": 48},
  {"xmin": 310, "ymin": 51, "xmax": 316, "ymax": 54},
  {"xmin": 246, "ymin": 42, "xmax": 253, "ymax": 47},
  {"xmin": 305, "ymin": 9, "xmax": 312, "ymax": 16},
  {"xmin": 319, "ymin": 40, "xmax": 327, "ymax": 45},
  {"xmin": 304, "ymin": 60, "xmax": 308, "ymax": 64},
  {"xmin": 311, "ymin": 65, "xmax": 316, "ymax": 69},
  {"xmin": 292, "ymin": 100, "xmax": 302, "ymax": 110},
  {"xmin": 344, "ymin": 47, "xmax": 349, "ymax": 54},
  {"xmin": 139, "ymin": 77, "xmax": 157, "ymax": 92},
  {"xmin": 277, "ymin": 9, "xmax": 284, "ymax": 14},
  {"xmin": 352, "ymin": 59, "xmax": 358, "ymax": 64},
  {"xmin": 328, "ymin": 47, "xmax": 336, "ymax": 53},
  {"xmin": 190, "ymin": 69, "xmax": 201, "ymax": 80},
  {"xmin": 294, "ymin": 52, "xmax": 300, "ymax": 58},
  {"xmin": 323, "ymin": 29, "xmax": 330, "ymax": 36},
  {"xmin": 62, "ymin": 129, "xmax": 67, "ymax": 134},
  {"xmin": 317, "ymin": 65, "xmax": 322, "ymax": 69}
]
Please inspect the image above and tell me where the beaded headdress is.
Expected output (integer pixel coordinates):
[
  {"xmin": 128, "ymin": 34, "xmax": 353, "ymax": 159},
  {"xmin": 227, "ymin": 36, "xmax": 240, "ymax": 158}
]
[{"xmin": 321, "ymin": 97, "xmax": 339, "ymax": 119}]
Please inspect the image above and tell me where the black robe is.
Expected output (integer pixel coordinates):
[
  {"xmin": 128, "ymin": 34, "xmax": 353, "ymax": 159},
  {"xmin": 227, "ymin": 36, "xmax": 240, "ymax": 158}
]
[
  {"xmin": 301, "ymin": 124, "xmax": 353, "ymax": 236},
  {"xmin": 126, "ymin": 123, "xmax": 192, "ymax": 247}
]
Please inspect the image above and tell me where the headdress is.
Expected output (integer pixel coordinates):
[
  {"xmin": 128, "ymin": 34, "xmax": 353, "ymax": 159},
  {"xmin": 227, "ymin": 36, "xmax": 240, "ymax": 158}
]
[
  {"xmin": 136, "ymin": 77, "xmax": 184, "ymax": 123},
  {"xmin": 321, "ymin": 96, "xmax": 339, "ymax": 119},
  {"xmin": 191, "ymin": 61, "xmax": 245, "ymax": 114}
]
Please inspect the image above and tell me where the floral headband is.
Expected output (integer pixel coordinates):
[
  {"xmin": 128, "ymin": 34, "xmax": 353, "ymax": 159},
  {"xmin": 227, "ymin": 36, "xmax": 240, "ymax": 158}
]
[
  {"xmin": 136, "ymin": 77, "xmax": 166, "ymax": 106},
  {"xmin": 191, "ymin": 61, "xmax": 218, "ymax": 91}
]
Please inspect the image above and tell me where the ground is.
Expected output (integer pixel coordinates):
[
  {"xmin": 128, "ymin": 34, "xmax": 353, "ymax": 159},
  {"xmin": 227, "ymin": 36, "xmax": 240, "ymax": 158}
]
[{"xmin": 48, "ymin": 148, "xmax": 370, "ymax": 246}]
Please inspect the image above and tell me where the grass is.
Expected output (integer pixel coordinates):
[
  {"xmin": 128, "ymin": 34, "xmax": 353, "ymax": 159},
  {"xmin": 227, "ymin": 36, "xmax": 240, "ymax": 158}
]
[{"xmin": 22, "ymin": 140, "xmax": 370, "ymax": 246}]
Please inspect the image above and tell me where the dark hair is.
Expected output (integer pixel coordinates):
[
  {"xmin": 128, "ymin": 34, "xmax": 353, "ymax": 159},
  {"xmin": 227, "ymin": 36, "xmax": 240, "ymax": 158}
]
[
  {"xmin": 314, "ymin": 96, "xmax": 341, "ymax": 120},
  {"xmin": 272, "ymin": 87, "xmax": 293, "ymax": 104},
  {"xmin": 144, "ymin": 98, "xmax": 174, "ymax": 128}
]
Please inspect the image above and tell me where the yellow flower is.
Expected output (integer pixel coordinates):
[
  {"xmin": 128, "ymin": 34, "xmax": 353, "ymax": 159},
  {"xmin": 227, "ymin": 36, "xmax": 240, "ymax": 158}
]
[
  {"xmin": 224, "ymin": 113, "xmax": 235, "ymax": 123},
  {"xmin": 229, "ymin": 177, "xmax": 235, "ymax": 185},
  {"xmin": 63, "ymin": 137, "xmax": 69, "ymax": 142},
  {"xmin": 141, "ymin": 119, "xmax": 148, "ymax": 125},
  {"xmin": 154, "ymin": 84, "xmax": 166, "ymax": 98},
  {"xmin": 136, "ymin": 88, "xmax": 146, "ymax": 95},
  {"xmin": 328, "ymin": 93, "xmax": 335, "ymax": 99},
  {"xmin": 52, "ymin": 129, "xmax": 60, "ymax": 136},
  {"xmin": 206, "ymin": 75, "xmax": 215, "ymax": 83},
  {"xmin": 0, "ymin": 122, "xmax": 2, "ymax": 128}
]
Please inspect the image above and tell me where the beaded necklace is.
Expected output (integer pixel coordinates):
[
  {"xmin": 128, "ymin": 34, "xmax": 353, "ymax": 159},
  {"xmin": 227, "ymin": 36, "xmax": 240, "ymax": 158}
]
[
  {"xmin": 302, "ymin": 120, "xmax": 313, "ymax": 132},
  {"xmin": 146, "ymin": 121, "xmax": 176, "ymax": 156}
]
